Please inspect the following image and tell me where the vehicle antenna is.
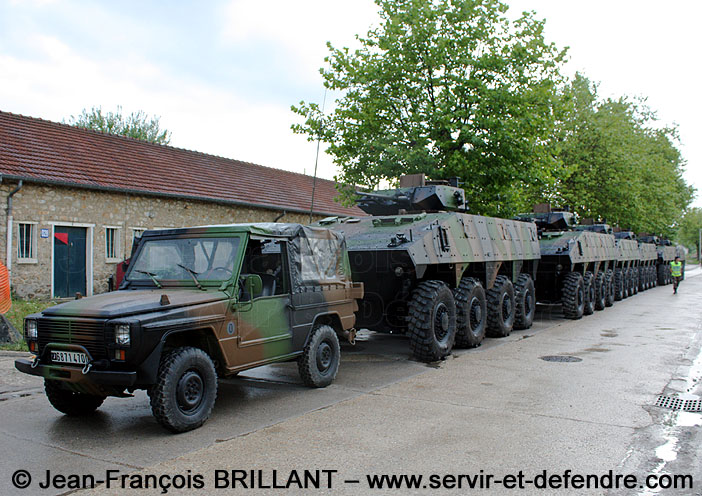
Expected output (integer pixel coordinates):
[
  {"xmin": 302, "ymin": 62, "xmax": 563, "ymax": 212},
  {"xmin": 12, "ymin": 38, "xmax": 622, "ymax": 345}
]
[{"xmin": 309, "ymin": 86, "xmax": 328, "ymax": 223}]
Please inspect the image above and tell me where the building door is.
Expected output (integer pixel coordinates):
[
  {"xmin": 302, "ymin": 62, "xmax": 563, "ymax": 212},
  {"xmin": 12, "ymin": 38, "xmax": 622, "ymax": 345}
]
[{"xmin": 54, "ymin": 227, "xmax": 87, "ymax": 298}]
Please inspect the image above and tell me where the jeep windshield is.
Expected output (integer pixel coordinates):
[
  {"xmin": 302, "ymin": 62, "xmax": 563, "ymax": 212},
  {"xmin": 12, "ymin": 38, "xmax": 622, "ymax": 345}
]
[{"xmin": 126, "ymin": 237, "xmax": 240, "ymax": 286}]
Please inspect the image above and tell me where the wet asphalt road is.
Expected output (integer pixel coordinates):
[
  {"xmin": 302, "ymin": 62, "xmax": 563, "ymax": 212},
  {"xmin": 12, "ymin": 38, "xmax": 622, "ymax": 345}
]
[{"xmin": 0, "ymin": 268, "xmax": 700, "ymax": 495}]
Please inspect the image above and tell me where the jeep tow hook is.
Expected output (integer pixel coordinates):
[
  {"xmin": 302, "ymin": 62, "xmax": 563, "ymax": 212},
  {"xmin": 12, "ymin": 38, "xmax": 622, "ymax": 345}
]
[
  {"xmin": 341, "ymin": 328, "xmax": 357, "ymax": 345},
  {"xmin": 82, "ymin": 363, "xmax": 93, "ymax": 375},
  {"xmin": 30, "ymin": 356, "xmax": 40, "ymax": 369}
]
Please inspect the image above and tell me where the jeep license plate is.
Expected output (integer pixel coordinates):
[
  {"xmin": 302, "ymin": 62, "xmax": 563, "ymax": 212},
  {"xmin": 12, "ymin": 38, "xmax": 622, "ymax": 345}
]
[{"xmin": 50, "ymin": 351, "xmax": 89, "ymax": 365}]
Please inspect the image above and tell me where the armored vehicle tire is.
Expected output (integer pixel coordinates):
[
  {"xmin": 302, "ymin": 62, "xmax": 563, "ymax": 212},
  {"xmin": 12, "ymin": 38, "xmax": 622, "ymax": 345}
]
[
  {"xmin": 44, "ymin": 379, "xmax": 105, "ymax": 416},
  {"xmin": 650, "ymin": 267, "xmax": 657, "ymax": 287},
  {"xmin": 298, "ymin": 324, "xmax": 341, "ymax": 387},
  {"xmin": 486, "ymin": 275, "xmax": 516, "ymax": 337},
  {"xmin": 614, "ymin": 269, "xmax": 624, "ymax": 301},
  {"xmin": 605, "ymin": 269, "xmax": 615, "ymax": 307},
  {"xmin": 594, "ymin": 272, "xmax": 606, "ymax": 311},
  {"xmin": 657, "ymin": 265, "xmax": 667, "ymax": 286},
  {"xmin": 453, "ymin": 277, "xmax": 487, "ymax": 348},
  {"xmin": 514, "ymin": 274, "xmax": 535, "ymax": 330},
  {"xmin": 583, "ymin": 272, "xmax": 595, "ymax": 315},
  {"xmin": 562, "ymin": 272, "xmax": 585, "ymax": 319},
  {"xmin": 632, "ymin": 269, "xmax": 639, "ymax": 295},
  {"xmin": 639, "ymin": 267, "xmax": 646, "ymax": 291},
  {"xmin": 622, "ymin": 269, "xmax": 630, "ymax": 299},
  {"xmin": 150, "ymin": 347, "xmax": 218, "ymax": 433},
  {"xmin": 407, "ymin": 281, "xmax": 457, "ymax": 361}
]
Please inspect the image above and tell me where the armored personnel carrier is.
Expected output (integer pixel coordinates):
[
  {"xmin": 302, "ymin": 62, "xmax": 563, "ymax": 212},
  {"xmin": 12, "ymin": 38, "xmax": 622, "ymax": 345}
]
[
  {"xmin": 318, "ymin": 175, "xmax": 540, "ymax": 362},
  {"xmin": 515, "ymin": 211, "xmax": 618, "ymax": 320},
  {"xmin": 639, "ymin": 236, "xmax": 677, "ymax": 285},
  {"xmin": 611, "ymin": 231, "xmax": 656, "ymax": 299}
]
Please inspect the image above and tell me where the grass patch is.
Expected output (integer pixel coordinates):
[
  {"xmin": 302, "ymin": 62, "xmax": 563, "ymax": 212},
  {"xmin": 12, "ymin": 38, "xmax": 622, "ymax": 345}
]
[{"xmin": 1, "ymin": 298, "xmax": 58, "ymax": 351}]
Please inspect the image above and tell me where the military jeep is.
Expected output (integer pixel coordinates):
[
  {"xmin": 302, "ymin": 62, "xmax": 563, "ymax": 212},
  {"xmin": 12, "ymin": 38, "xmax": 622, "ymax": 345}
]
[{"xmin": 16, "ymin": 223, "xmax": 362, "ymax": 432}]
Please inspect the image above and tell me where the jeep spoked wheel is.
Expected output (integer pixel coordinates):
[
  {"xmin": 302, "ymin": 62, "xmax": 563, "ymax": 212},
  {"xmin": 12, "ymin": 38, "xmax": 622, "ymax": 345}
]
[
  {"xmin": 298, "ymin": 324, "xmax": 341, "ymax": 387},
  {"xmin": 514, "ymin": 273, "xmax": 535, "ymax": 330},
  {"xmin": 407, "ymin": 280, "xmax": 457, "ymax": 361},
  {"xmin": 486, "ymin": 275, "xmax": 516, "ymax": 338},
  {"xmin": 562, "ymin": 272, "xmax": 584, "ymax": 319},
  {"xmin": 150, "ymin": 347, "xmax": 218, "ymax": 433},
  {"xmin": 453, "ymin": 277, "xmax": 487, "ymax": 348},
  {"xmin": 44, "ymin": 379, "xmax": 105, "ymax": 416}
]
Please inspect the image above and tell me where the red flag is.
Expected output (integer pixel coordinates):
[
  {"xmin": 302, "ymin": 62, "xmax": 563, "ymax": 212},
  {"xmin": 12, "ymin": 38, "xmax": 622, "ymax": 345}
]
[{"xmin": 55, "ymin": 232, "xmax": 68, "ymax": 244}]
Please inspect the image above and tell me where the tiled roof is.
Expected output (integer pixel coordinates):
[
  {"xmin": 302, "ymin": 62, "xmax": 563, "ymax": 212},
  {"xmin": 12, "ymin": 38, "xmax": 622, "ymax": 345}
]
[{"xmin": 0, "ymin": 111, "xmax": 364, "ymax": 217}]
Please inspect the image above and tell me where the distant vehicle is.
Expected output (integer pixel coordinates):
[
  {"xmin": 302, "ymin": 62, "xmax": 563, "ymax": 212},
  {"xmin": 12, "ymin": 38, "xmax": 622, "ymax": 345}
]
[{"xmin": 16, "ymin": 224, "xmax": 363, "ymax": 432}]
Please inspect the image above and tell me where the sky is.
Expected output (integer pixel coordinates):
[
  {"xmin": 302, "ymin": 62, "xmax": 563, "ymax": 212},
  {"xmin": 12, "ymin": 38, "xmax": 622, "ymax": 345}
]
[{"xmin": 1, "ymin": 0, "xmax": 700, "ymax": 206}]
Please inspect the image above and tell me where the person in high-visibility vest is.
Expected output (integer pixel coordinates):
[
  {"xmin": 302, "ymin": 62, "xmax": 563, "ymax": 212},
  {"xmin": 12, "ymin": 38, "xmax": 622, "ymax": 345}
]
[{"xmin": 670, "ymin": 256, "xmax": 683, "ymax": 294}]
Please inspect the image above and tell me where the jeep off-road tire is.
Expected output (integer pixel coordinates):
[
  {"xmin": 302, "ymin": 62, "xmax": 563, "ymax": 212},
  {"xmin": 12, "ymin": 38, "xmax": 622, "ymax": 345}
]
[
  {"xmin": 486, "ymin": 275, "xmax": 516, "ymax": 338},
  {"xmin": 514, "ymin": 274, "xmax": 536, "ymax": 330},
  {"xmin": 407, "ymin": 281, "xmax": 457, "ymax": 361},
  {"xmin": 453, "ymin": 277, "xmax": 487, "ymax": 348},
  {"xmin": 583, "ymin": 272, "xmax": 595, "ymax": 315},
  {"xmin": 150, "ymin": 347, "xmax": 218, "ymax": 433},
  {"xmin": 604, "ymin": 269, "xmax": 615, "ymax": 307},
  {"xmin": 562, "ymin": 272, "xmax": 585, "ymax": 320},
  {"xmin": 594, "ymin": 271, "xmax": 606, "ymax": 311},
  {"xmin": 614, "ymin": 268, "xmax": 624, "ymax": 301},
  {"xmin": 45, "ymin": 379, "xmax": 105, "ymax": 416},
  {"xmin": 298, "ymin": 324, "xmax": 341, "ymax": 387}
]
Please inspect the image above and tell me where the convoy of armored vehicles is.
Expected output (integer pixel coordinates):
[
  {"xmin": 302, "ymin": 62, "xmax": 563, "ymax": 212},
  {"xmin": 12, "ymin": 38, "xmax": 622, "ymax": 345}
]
[{"xmin": 15, "ymin": 174, "xmax": 688, "ymax": 432}]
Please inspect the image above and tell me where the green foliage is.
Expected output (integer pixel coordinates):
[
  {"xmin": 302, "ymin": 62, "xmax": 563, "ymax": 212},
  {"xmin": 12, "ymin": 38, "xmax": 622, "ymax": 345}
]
[
  {"xmin": 67, "ymin": 106, "xmax": 172, "ymax": 144},
  {"xmin": 292, "ymin": 0, "xmax": 568, "ymax": 216},
  {"xmin": 555, "ymin": 74, "xmax": 693, "ymax": 236},
  {"xmin": 677, "ymin": 208, "xmax": 702, "ymax": 257}
]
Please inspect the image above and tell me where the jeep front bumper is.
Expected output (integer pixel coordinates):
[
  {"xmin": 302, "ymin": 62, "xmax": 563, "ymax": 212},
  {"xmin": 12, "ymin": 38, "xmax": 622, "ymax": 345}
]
[{"xmin": 15, "ymin": 358, "xmax": 137, "ymax": 387}]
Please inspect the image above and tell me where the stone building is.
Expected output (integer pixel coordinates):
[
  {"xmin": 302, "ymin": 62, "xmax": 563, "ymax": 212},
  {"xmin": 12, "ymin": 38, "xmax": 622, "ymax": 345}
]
[{"xmin": 0, "ymin": 111, "xmax": 362, "ymax": 299}]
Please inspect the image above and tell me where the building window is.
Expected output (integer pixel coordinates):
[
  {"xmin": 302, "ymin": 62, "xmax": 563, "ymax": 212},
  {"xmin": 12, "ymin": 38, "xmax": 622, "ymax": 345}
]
[
  {"xmin": 17, "ymin": 223, "xmax": 37, "ymax": 262},
  {"xmin": 105, "ymin": 227, "xmax": 121, "ymax": 261},
  {"xmin": 131, "ymin": 228, "xmax": 147, "ymax": 252}
]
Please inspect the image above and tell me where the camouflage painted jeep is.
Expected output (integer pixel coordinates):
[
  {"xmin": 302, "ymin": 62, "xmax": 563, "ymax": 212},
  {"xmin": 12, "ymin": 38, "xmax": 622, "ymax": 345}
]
[{"xmin": 16, "ymin": 223, "xmax": 362, "ymax": 432}]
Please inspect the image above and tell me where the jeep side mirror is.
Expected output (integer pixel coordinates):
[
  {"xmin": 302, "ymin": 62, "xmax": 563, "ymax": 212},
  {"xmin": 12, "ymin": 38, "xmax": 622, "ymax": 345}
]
[{"xmin": 244, "ymin": 274, "xmax": 262, "ymax": 299}]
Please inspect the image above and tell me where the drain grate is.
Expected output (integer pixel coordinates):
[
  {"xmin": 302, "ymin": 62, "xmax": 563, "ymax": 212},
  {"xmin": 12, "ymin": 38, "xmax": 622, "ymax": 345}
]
[
  {"xmin": 540, "ymin": 355, "xmax": 582, "ymax": 363},
  {"xmin": 655, "ymin": 395, "xmax": 702, "ymax": 412}
]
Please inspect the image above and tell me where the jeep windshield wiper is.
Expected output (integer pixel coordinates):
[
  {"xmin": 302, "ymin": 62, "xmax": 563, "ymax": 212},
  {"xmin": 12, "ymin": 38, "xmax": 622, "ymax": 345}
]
[
  {"xmin": 176, "ymin": 263, "xmax": 203, "ymax": 290},
  {"xmin": 134, "ymin": 270, "xmax": 162, "ymax": 288}
]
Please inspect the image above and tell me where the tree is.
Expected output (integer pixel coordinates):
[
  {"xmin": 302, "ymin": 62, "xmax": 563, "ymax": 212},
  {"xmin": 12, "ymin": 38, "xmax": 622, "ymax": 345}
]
[
  {"xmin": 67, "ymin": 106, "xmax": 171, "ymax": 145},
  {"xmin": 292, "ymin": 0, "xmax": 568, "ymax": 216},
  {"xmin": 555, "ymin": 74, "xmax": 693, "ymax": 236},
  {"xmin": 677, "ymin": 207, "xmax": 702, "ymax": 258}
]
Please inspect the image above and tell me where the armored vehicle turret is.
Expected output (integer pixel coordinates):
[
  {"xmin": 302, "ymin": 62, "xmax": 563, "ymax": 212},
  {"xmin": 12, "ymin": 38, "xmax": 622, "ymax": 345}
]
[
  {"xmin": 515, "ymin": 210, "xmax": 618, "ymax": 319},
  {"xmin": 318, "ymin": 175, "xmax": 540, "ymax": 362}
]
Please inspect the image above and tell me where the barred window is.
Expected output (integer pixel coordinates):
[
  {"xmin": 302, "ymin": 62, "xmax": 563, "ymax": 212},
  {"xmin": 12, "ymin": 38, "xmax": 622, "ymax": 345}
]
[
  {"xmin": 17, "ymin": 223, "xmax": 37, "ymax": 260},
  {"xmin": 105, "ymin": 227, "xmax": 120, "ymax": 260}
]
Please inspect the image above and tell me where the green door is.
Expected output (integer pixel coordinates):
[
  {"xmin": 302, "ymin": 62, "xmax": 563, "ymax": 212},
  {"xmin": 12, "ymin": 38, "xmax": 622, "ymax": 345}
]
[{"xmin": 53, "ymin": 227, "xmax": 87, "ymax": 298}]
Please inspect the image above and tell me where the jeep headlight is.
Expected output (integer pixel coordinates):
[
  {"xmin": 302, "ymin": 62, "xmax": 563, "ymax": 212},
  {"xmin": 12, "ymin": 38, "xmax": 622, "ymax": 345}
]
[
  {"xmin": 115, "ymin": 324, "xmax": 131, "ymax": 347},
  {"xmin": 26, "ymin": 320, "xmax": 38, "ymax": 340}
]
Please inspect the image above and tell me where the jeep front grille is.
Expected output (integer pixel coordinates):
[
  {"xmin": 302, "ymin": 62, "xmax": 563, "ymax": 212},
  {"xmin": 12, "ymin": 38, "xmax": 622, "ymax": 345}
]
[{"xmin": 37, "ymin": 318, "xmax": 111, "ymax": 361}]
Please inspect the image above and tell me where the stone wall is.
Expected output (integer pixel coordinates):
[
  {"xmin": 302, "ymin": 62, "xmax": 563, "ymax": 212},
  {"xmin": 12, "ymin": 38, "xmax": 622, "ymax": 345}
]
[{"xmin": 0, "ymin": 182, "xmax": 324, "ymax": 298}]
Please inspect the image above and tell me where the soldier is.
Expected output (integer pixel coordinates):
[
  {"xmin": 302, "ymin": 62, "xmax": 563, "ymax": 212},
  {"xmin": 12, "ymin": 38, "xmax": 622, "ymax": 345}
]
[{"xmin": 670, "ymin": 256, "xmax": 683, "ymax": 294}]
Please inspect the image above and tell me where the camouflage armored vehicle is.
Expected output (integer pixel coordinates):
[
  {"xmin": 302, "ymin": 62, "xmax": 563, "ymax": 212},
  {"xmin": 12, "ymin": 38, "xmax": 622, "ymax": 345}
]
[
  {"xmin": 612, "ymin": 231, "xmax": 656, "ymax": 300},
  {"xmin": 318, "ymin": 175, "xmax": 540, "ymax": 362},
  {"xmin": 515, "ymin": 212, "xmax": 618, "ymax": 320},
  {"xmin": 16, "ymin": 223, "xmax": 363, "ymax": 432},
  {"xmin": 639, "ymin": 236, "xmax": 677, "ymax": 286}
]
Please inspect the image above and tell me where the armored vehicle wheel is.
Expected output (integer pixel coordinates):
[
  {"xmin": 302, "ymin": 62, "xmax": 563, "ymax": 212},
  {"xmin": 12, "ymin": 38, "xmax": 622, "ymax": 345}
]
[
  {"xmin": 657, "ymin": 265, "xmax": 667, "ymax": 286},
  {"xmin": 453, "ymin": 277, "xmax": 487, "ymax": 348},
  {"xmin": 44, "ymin": 379, "xmax": 105, "ymax": 416},
  {"xmin": 562, "ymin": 272, "xmax": 585, "ymax": 319},
  {"xmin": 150, "ymin": 347, "xmax": 218, "ymax": 433},
  {"xmin": 407, "ymin": 281, "xmax": 457, "ymax": 361},
  {"xmin": 632, "ymin": 269, "xmax": 639, "ymax": 295},
  {"xmin": 651, "ymin": 267, "xmax": 658, "ymax": 287},
  {"xmin": 604, "ymin": 269, "xmax": 615, "ymax": 307},
  {"xmin": 614, "ymin": 269, "xmax": 624, "ymax": 301},
  {"xmin": 514, "ymin": 274, "xmax": 535, "ymax": 330},
  {"xmin": 583, "ymin": 272, "xmax": 595, "ymax": 315},
  {"xmin": 622, "ymin": 269, "xmax": 631, "ymax": 298},
  {"xmin": 486, "ymin": 275, "xmax": 516, "ymax": 337},
  {"xmin": 298, "ymin": 324, "xmax": 341, "ymax": 387},
  {"xmin": 594, "ymin": 272, "xmax": 606, "ymax": 311}
]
